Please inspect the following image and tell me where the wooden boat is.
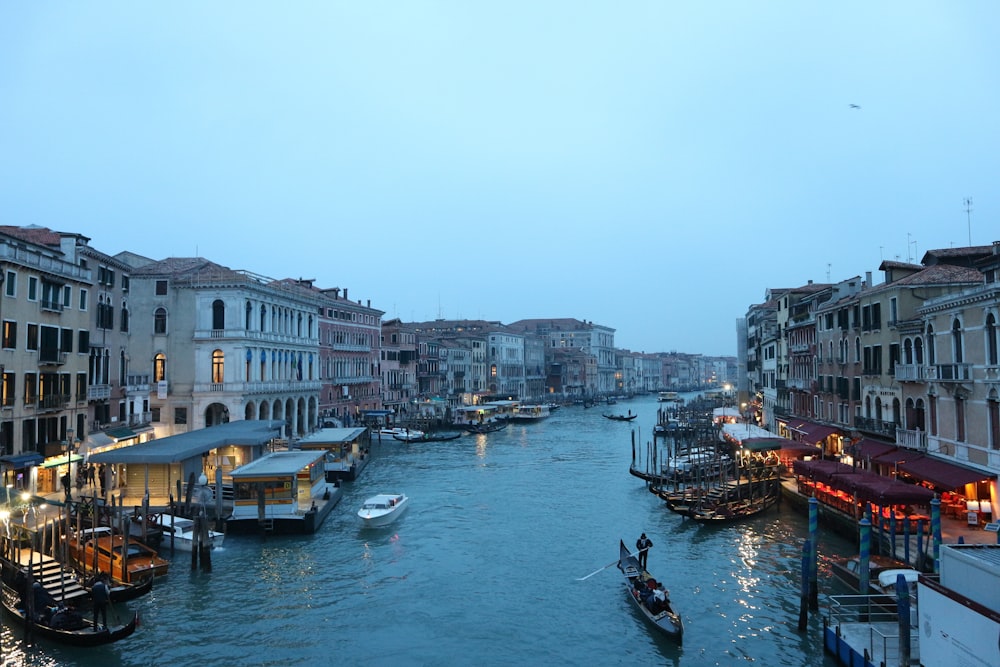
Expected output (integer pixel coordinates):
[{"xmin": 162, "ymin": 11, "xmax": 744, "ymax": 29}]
[
  {"xmin": 67, "ymin": 526, "xmax": 169, "ymax": 584},
  {"xmin": 460, "ymin": 420, "xmax": 507, "ymax": 434},
  {"xmin": 830, "ymin": 554, "xmax": 917, "ymax": 594},
  {"xmin": 0, "ymin": 577, "xmax": 137, "ymax": 647},
  {"xmin": 603, "ymin": 413, "xmax": 637, "ymax": 422},
  {"xmin": 617, "ymin": 540, "xmax": 683, "ymax": 642}
]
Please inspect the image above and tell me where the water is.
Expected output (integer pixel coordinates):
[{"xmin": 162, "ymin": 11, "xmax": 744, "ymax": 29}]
[{"xmin": 1, "ymin": 394, "xmax": 853, "ymax": 666}]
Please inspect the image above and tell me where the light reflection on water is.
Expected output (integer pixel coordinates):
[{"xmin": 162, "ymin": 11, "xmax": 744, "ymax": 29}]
[{"xmin": 1, "ymin": 395, "xmax": 850, "ymax": 666}]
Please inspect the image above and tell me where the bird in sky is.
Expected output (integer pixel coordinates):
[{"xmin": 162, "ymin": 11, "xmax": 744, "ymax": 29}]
[{"xmin": 849, "ymin": 104, "xmax": 861, "ymax": 109}]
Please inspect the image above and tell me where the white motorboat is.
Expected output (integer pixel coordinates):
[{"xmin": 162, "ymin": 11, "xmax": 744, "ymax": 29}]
[
  {"xmin": 357, "ymin": 493, "xmax": 409, "ymax": 527},
  {"xmin": 154, "ymin": 513, "xmax": 226, "ymax": 552},
  {"xmin": 374, "ymin": 427, "xmax": 424, "ymax": 442}
]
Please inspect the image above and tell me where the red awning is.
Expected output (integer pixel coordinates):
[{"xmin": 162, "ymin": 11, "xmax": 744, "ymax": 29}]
[
  {"xmin": 789, "ymin": 420, "xmax": 842, "ymax": 444},
  {"xmin": 871, "ymin": 449, "xmax": 923, "ymax": 466},
  {"xmin": 897, "ymin": 456, "xmax": 991, "ymax": 491},
  {"xmin": 842, "ymin": 474, "xmax": 935, "ymax": 505},
  {"xmin": 853, "ymin": 438, "xmax": 897, "ymax": 461},
  {"xmin": 792, "ymin": 458, "xmax": 859, "ymax": 484}
]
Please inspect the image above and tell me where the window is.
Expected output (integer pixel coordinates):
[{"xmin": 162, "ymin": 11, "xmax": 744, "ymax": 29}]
[
  {"xmin": 78, "ymin": 330, "xmax": 89, "ymax": 354},
  {"xmin": 155, "ymin": 280, "xmax": 168, "ymax": 295},
  {"xmin": 1, "ymin": 372, "xmax": 14, "ymax": 407},
  {"xmin": 2, "ymin": 321, "xmax": 16, "ymax": 349},
  {"xmin": 61, "ymin": 328, "xmax": 73, "ymax": 353},
  {"xmin": 955, "ymin": 396, "xmax": 966, "ymax": 442},
  {"xmin": 154, "ymin": 307, "xmax": 167, "ymax": 334},
  {"xmin": 212, "ymin": 349, "xmax": 224, "ymax": 383},
  {"xmin": 122, "ymin": 275, "xmax": 129, "ymax": 292},
  {"xmin": 952, "ymin": 319, "xmax": 963, "ymax": 363},
  {"xmin": 26, "ymin": 323, "xmax": 38, "ymax": 351},
  {"xmin": 151, "ymin": 407, "xmax": 161, "ymax": 422},
  {"xmin": 120, "ymin": 305, "xmax": 129, "ymax": 333},
  {"xmin": 24, "ymin": 372, "xmax": 37, "ymax": 404},
  {"xmin": 987, "ymin": 314, "xmax": 998, "ymax": 366},
  {"xmin": 154, "ymin": 353, "xmax": 166, "ymax": 382},
  {"xmin": 62, "ymin": 285, "xmax": 71, "ymax": 308},
  {"xmin": 4, "ymin": 271, "xmax": 15, "ymax": 297},
  {"xmin": 174, "ymin": 407, "xmax": 187, "ymax": 425},
  {"xmin": 76, "ymin": 373, "xmax": 86, "ymax": 401},
  {"xmin": 212, "ymin": 299, "xmax": 225, "ymax": 330},
  {"xmin": 79, "ymin": 288, "xmax": 88, "ymax": 311}
]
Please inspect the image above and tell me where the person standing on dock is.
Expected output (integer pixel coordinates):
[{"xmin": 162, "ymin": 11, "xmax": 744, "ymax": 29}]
[{"xmin": 636, "ymin": 533, "xmax": 653, "ymax": 570}]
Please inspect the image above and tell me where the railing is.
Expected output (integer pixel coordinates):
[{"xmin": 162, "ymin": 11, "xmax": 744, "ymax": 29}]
[
  {"xmin": 40, "ymin": 299, "xmax": 63, "ymax": 312},
  {"xmin": 38, "ymin": 350, "xmax": 67, "ymax": 365},
  {"xmin": 126, "ymin": 411, "xmax": 152, "ymax": 426},
  {"xmin": 896, "ymin": 427, "xmax": 927, "ymax": 451},
  {"xmin": 855, "ymin": 416, "xmax": 897, "ymax": 438},
  {"xmin": 37, "ymin": 394, "xmax": 71, "ymax": 410},
  {"xmin": 87, "ymin": 384, "xmax": 111, "ymax": 401},
  {"xmin": 827, "ymin": 594, "xmax": 918, "ymax": 665},
  {"xmin": 894, "ymin": 363, "xmax": 930, "ymax": 382},
  {"xmin": 934, "ymin": 363, "xmax": 973, "ymax": 382}
]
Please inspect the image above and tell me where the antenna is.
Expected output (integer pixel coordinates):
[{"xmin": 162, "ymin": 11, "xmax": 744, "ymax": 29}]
[
  {"xmin": 906, "ymin": 232, "xmax": 912, "ymax": 263},
  {"xmin": 826, "ymin": 263, "xmax": 831, "ymax": 281},
  {"xmin": 964, "ymin": 197, "xmax": 973, "ymax": 246}
]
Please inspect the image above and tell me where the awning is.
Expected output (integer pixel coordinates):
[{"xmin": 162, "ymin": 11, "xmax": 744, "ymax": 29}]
[
  {"xmin": 897, "ymin": 456, "xmax": 992, "ymax": 491},
  {"xmin": 0, "ymin": 452, "xmax": 44, "ymax": 469},
  {"xmin": 852, "ymin": 438, "xmax": 897, "ymax": 461},
  {"xmin": 106, "ymin": 426, "xmax": 137, "ymax": 440},
  {"xmin": 40, "ymin": 453, "xmax": 83, "ymax": 469},
  {"xmin": 872, "ymin": 449, "xmax": 923, "ymax": 466},
  {"xmin": 842, "ymin": 474, "xmax": 935, "ymax": 505},
  {"xmin": 361, "ymin": 410, "xmax": 393, "ymax": 417},
  {"xmin": 791, "ymin": 459, "xmax": 859, "ymax": 484},
  {"xmin": 788, "ymin": 420, "xmax": 842, "ymax": 444}
]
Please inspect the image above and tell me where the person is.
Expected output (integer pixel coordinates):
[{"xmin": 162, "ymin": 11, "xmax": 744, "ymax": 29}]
[
  {"xmin": 91, "ymin": 573, "xmax": 110, "ymax": 630},
  {"xmin": 636, "ymin": 533, "xmax": 653, "ymax": 570},
  {"xmin": 60, "ymin": 471, "xmax": 71, "ymax": 501}
]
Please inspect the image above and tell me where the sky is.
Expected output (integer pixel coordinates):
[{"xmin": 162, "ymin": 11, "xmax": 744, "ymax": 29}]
[{"xmin": 2, "ymin": 3, "xmax": 998, "ymax": 357}]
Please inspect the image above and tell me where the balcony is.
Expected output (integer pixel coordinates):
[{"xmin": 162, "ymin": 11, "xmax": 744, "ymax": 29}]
[
  {"xmin": 36, "ymin": 394, "xmax": 71, "ymax": 411},
  {"xmin": 934, "ymin": 363, "xmax": 972, "ymax": 382},
  {"xmin": 126, "ymin": 374, "xmax": 151, "ymax": 392},
  {"xmin": 87, "ymin": 384, "xmax": 111, "ymax": 401},
  {"xmin": 38, "ymin": 350, "xmax": 67, "ymax": 366},
  {"xmin": 40, "ymin": 299, "xmax": 63, "ymax": 313},
  {"xmin": 855, "ymin": 416, "xmax": 897, "ymax": 438},
  {"xmin": 894, "ymin": 364, "xmax": 931, "ymax": 382},
  {"xmin": 896, "ymin": 427, "xmax": 927, "ymax": 451}
]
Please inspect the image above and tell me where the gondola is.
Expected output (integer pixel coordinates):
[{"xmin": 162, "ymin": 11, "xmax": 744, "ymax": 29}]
[
  {"xmin": 1, "ymin": 579, "xmax": 138, "ymax": 647},
  {"xmin": 459, "ymin": 421, "xmax": 507, "ymax": 434},
  {"xmin": 602, "ymin": 413, "xmax": 637, "ymax": 422},
  {"xmin": 617, "ymin": 540, "xmax": 683, "ymax": 643}
]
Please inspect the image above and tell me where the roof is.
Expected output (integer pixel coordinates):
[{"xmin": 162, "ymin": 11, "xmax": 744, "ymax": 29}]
[
  {"xmin": 230, "ymin": 450, "xmax": 324, "ymax": 478},
  {"xmin": 87, "ymin": 420, "xmax": 284, "ymax": 464},
  {"xmin": 788, "ymin": 419, "xmax": 841, "ymax": 444},
  {"xmin": 296, "ymin": 427, "xmax": 368, "ymax": 447}
]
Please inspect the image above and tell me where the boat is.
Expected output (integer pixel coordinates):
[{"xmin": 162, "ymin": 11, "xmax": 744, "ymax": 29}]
[
  {"xmin": 603, "ymin": 413, "xmax": 637, "ymax": 422},
  {"xmin": 394, "ymin": 431, "xmax": 464, "ymax": 443},
  {"xmin": 658, "ymin": 391, "xmax": 680, "ymax": 403},
  {"xmin": 148, "ymin": 513, "xmax": 226, "ymax": 552},
  {"xmin": 0, "ymin": 576, "xmax": 138, "ymax": 647},
  {"xmin": 357, "ymin": 493, "xmax": 409, "ymax": 527},
  {"xmin": 510, "ymin": 404, "xmax": 552, "ymax": 423},
  {"xmin": 460, "ymin": 420, "xmax": 508, "ymax": 434},
  {"xmin": 67, "ymin": 526, "xmax": 169, "ymax": 584},
  {"xmin": 617, "ymin": 540, "xmax": 683, "ymax": 642},
  {"xmin": 830, "ymin": 554, "xmax": 916, "ymax": 594},
  {"xmin": 295, "ymin": 426, "xmax": 372, "ymax": 482},
  {"xmin": 375, "ymin": 427, "xmax": 425, "ymax": 441}
]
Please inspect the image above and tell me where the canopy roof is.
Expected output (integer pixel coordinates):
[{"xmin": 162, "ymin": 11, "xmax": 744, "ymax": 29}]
[{"xmin": 88, "ymin": 420, "xmax": 284, "ymax": 465}]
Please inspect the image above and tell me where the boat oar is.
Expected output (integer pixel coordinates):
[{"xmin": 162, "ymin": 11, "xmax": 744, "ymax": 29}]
[{"xmin": 577, "ymin": 547, "xmax": 647, "ymax": 581}]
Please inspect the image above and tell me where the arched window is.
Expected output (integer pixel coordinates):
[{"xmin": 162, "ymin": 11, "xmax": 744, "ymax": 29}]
[
  {"xmin": 987, "ymin": 313, "xmax": 998, "ymax": 366},
  {"xmin": 120, "ymin": 304, "xmax": 129, "ymax": 333},
  {"xmin": 952, "ymin": 318, "xmax": 964, "ymax": 363},
  {"xmin": 260, "ymin": 304, "xmax": 267, "ymax": 331},
  {"xmin": 120, "ymin": 349, "xmax": 127, "ymax": 386},
  {"xmin": 903, "ymin": 338, "xmax": 913, "ymax": 365},
  {"xmin": 212, "ymin": 299, "xmax": 225, "ymax": 330},
  {"xmin": 854, "ymin": 337, "xmax": 861, "ymax": 363},
  {"xmin": 154, "ymin": 307, "xmax": 167, "ymax": 335},
  {"xmin": 914, "ymin": 337, "xmax": 924, "ymax": 365},
  {"xmin": 212, "ymin": 349, "xmax": 224, "ymax": 383},
  {"xmin": 245, "ymin": 300, "xmax": 253, "ymax": 330},
  {"xmin": 154, "ymin": 353, "xmax": 166, "ymax": 382},
  {"xmin": 297, "ymin": 312, "xmax": 303, "ymax": 337}
]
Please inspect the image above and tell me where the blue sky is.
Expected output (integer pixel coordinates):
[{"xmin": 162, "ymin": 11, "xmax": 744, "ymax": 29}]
[{"xmin": 2, "ymin": 3, "xmax": 998, "ymax": 356}]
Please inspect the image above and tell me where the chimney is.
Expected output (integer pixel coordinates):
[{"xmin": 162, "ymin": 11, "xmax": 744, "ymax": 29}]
[
  {"xmin": 865, "ymin": 271, "xmax": 872, "ymax": 288},
  {"xmin": 344, "ymin": 288, "xmax": 348, "ymax": 300}
]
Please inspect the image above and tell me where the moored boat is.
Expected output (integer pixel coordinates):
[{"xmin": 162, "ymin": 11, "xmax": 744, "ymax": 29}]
[
  {"xmin": 357, "ymin": 493, "xmax": 409, "ymax": 527},
  {"xmin": 510, "ymin": 404, "xmax": 551, "ymax": 423},
  {"xmin": 149, "ymin": 513, "xmax": 226, "ymax": 552},
  {"xmin": 0, "ymin": 575, "xmax": 137, "ymax": 646},
  {"xmin": 67, "ymin": 526, "xmax": 169, "ymax": 584},
  {"xmin": 375, "ymin": 427, "xmax": 425, "ymax": 441},
  {"xmin": 617, "ymin": 540, "xmax": 683, "ymax": 643}
]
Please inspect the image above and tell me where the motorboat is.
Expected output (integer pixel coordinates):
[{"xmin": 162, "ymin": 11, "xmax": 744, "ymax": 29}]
[
  {"xmin": 375, "ymin": 427, "xmax": 424, "ymax": 441},
  {"xmin": 358, "ymin": 493, "xmax": 409, "ymax": 527},
  {"xmin": 152, "ymin": 513, "xmax": 226, "ymax": 552},
  {"xmin": 67, "ymin": 526, "xmax": 170, "ymax": 584}
]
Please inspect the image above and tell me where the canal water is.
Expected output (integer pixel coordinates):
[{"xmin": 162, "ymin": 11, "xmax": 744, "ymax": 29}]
[{"xmin": 1, "ymin": 394, "xmax": 853, "ymax": 666}]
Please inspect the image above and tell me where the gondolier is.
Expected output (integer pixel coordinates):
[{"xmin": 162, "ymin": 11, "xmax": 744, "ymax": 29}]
[{"xmin": 636, "ymin": 533, "xmax": 652, "ymax": 569}]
